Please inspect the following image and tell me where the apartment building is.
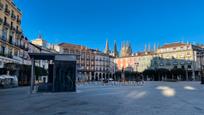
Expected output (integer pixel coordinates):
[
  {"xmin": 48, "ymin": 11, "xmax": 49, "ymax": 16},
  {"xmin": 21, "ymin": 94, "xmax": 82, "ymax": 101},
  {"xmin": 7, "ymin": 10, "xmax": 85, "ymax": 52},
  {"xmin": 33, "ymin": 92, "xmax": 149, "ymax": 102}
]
[
  {"xmin": 0, "ymin": 0, "xmax": 29, "ymax": 68},
  {"xmin": 59, "ymin": 43, "xmax": 114, "ymax": 81},
  {"xmin": 114, "ymin": 42, "xmax": 204, "ymax": 81}
]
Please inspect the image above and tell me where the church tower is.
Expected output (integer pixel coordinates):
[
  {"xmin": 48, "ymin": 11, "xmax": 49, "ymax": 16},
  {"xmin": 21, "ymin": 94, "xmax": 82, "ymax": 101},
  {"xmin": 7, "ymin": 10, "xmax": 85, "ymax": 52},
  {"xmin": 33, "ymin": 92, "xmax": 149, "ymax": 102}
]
[
  {"xmin": 104, "ymin": 39, "xmax": 110, "ymax": 54},
  {"xmin": 120, "ymin": 41, "xmax": 132, "ymax": 57},
  {"xmin": 113, "ymin": 40, "xmax": 119, "ymax": 57}
]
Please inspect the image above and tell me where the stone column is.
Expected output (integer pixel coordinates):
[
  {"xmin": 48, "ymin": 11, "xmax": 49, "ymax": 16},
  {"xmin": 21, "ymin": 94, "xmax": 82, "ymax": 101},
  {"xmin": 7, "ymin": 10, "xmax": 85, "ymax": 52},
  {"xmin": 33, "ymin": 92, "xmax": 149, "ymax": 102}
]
[{"xmin": 30, "ymin": 58, "xmax": 35, "ymax": 94}]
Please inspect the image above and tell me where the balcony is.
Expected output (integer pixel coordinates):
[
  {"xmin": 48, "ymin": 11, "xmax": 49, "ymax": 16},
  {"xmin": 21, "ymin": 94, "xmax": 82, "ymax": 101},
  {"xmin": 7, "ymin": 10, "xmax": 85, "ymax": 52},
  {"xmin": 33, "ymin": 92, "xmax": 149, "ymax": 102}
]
[
  {"xmin": 11, "ymin": 14, "xmax": 16, "ymax": 21},
  {"xmin": 3, "ymin": 21, "xmax": 10, "ymax": 28},
  {"xmin": 1, "ymin": 35, "xmax": 7, "ymax": 42},
  {"xmin": 0, "ymin": 3, "xmax": 3, "ymax": 10},
  {"xmin": 24, "ymin": 47, "xmax": 29, "ymax": 51},
  {"xmin": 10, "ymin": 26, "xmax": 16, "ymax": 31},
  {"xmin": 14, "ymin": 43, "xmax": 20, "ymax": 48},
  {"xmin": 8, "ymin": 39, "xmax": 13, "ymax": 45},
  {"xmin": 0, "ymin": 53, "xmax": 13, "ymax": 59},
  {"xmin": 17, "ymin": 19, "xmax": 21, "ymax": 24},
  {"xmin": 5, "ymin": 9, "xmax": 10, "ymax": 16},
  {"xmin": 16, "ymin": 29, "xmax": 22, "ymax": 35},
  {"xmin": 7, "ymin": 54, "xmax": 13, "ymax": 58},
  {"xmin": 18, "ymin": 45, "xmax": 28, "ymax": 51},
  {"xmin": 20, "ymin": 45, "xmax": 25, "ymax": 49}
]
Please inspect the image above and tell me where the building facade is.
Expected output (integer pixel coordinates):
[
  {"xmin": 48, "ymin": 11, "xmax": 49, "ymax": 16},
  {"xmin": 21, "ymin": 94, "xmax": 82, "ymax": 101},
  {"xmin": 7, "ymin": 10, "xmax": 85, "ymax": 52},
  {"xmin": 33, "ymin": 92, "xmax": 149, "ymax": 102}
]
[
  {"xmin": 0, "ymin": 0, "xmax": 29, "ymax": 68},
  {"xmin": 114, "ymin": 42, "xmax": 204, "ymax": 81},
  {"xmin": 31, "ymin": 35, "xmax": 47, "ymax": 48},
  {"xmin": 154, "ymin": 43, "xmax": 203, "ymax": 80},
  {"xmin": 59, "ymin": 43, "xmax": 115, "ymax": 81},
  {"xmin": 30, "ymin": 36, "xmax": 60, "ymax": 69},
  {"xmin": 115, "ymin": 51, "xmax": 155, "ymax": 72}
]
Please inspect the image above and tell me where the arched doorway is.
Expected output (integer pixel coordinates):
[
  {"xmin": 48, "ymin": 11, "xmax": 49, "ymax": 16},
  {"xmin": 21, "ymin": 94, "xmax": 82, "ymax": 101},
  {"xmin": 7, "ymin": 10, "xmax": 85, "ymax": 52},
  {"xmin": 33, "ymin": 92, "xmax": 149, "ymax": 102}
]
[
  {"xmin": 103, "ymin": 73, "xmax": 105, "ymax": 79},
  {"xmin": 91, "ymin": 72, "xmax": 95, "ymax": 81},
  {"xmin": 99, "ymin": 73, "xmax": 102, "ymax": 80},
  {"xmin": 95, "ymin": 73, "xmax": 98, "ymax": 81}
]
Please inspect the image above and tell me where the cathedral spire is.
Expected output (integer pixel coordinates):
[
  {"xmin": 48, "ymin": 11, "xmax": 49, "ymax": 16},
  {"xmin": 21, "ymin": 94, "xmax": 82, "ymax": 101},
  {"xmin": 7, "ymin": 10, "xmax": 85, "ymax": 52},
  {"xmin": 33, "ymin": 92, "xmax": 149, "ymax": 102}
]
[
  {"xmin": 158, "ymin": 43, "xmax": 160, "ymax": 48},
  {"xmin": 38, "ymin": 34, "xmax": 43, "ymax": 39},
  {"xmin": 113, "ymin": 40, "xmax": 119, "ymax": 57},
  {"xmin": 154, "ymin": 43, "xmax": 157, "ymax": 51},
  {"xmin": 148, "ymin": 43, "xmax": 151, "ymax": 51},
  {"xmin": 144, "ymin": 44, "xmax": 147, "ymax": 52},
  {"xmin": 120, "ymin": 41, "xmax": 132, "ymax": 57},
  {"xmin": 104, "ymin": 39, "xmax": 110, "ymax": 54}
]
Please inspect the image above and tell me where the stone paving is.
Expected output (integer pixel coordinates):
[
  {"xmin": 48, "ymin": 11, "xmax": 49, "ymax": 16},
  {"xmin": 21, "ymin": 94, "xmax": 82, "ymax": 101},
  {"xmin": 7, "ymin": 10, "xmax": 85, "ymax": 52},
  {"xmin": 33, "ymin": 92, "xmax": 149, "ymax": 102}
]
[{"xmin": 0, "ymin": 81, "xmax": 204, "ymax": 115}]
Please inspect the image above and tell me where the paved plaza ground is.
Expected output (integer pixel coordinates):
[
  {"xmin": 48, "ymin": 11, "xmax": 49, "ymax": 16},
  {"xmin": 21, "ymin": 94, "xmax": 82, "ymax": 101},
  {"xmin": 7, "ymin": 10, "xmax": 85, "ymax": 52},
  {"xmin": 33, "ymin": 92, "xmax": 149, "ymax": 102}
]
[{"xmin": 0, "ymin": 81, "xmax": 204, "ymax": 115}]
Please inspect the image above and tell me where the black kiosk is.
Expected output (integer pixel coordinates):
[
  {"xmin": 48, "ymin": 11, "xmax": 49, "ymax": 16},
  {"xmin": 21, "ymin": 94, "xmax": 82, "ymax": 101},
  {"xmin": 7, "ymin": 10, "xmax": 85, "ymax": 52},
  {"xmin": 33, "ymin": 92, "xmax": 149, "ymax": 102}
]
[{"xmin": 29, "ymin": 53, "xmax": 76, "ymax": 93}]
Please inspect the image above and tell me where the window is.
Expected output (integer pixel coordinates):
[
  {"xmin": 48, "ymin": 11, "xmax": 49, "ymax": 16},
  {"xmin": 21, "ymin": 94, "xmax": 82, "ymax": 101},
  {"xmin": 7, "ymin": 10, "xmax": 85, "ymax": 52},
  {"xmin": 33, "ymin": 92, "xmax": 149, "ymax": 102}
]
[
  {"xmin": 8, "ymin": 48, "xmax": 12, "ymax": 57},
  {"xmin": 1, "ymin": 46, "xmax": 5, "ymax": 55},
  {"xmin": 4, "ymin": 16, "xmax": 7, "ymax": 23},
  {"xmin": 5, "ymin": 4, "xmax": 8, "ymax": 10},
  {"xmin": 2, "ymin": 28, "xmax": 7, "ymax": 41},
  {"xmin": 11, "ymin": 21, "xmax": 13, "ymax": 27},
  {"xmin": 9, "ymin": 35, "xmax": 12, "ymax": 44}
]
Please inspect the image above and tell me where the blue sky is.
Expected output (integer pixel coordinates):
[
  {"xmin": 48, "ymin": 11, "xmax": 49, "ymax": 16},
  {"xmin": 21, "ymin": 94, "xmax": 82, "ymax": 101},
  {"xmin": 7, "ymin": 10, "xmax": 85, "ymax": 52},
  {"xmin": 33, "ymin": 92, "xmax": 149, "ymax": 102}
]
[{"xmin": 14, "ymin": 0, "xmax": 204, "ymax": 52}]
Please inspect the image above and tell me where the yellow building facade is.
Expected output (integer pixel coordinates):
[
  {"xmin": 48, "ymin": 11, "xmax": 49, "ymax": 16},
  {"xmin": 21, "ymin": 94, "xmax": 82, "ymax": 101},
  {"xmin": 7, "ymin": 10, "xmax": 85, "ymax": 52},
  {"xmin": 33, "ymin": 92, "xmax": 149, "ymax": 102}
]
[{"xmin": 114, "ymin": 42, "xmax": 204, "ymax": 80}]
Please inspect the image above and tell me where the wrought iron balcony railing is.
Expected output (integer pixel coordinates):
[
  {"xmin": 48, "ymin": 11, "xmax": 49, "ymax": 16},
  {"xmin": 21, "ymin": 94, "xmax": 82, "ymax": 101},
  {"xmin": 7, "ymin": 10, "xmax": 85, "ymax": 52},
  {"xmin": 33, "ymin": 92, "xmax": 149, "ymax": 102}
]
[
  {"xmin": 16, "ymin": 29, "xmax": 22, "ymax": 35},
  {"xmin": 3, "ymin": 21, "xmax": 10, "ymax": 28},
  {"xmin": 17, "ymin": 19, "xmax": 21, "ymax": 24},
  {"xmin": 10, "ymin": 26, "xmax": 16, "ymax": 31},
  {"xmin": 11, "ymin": 14, "xmax": 16, "ymax": 21},
  {"xmin": 5, "ymin": 9, "xmax": 10, "ymax": 16},
  {"xmin": 8, "ymin": 39, "xmax": 13, "ymax": 45}
]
